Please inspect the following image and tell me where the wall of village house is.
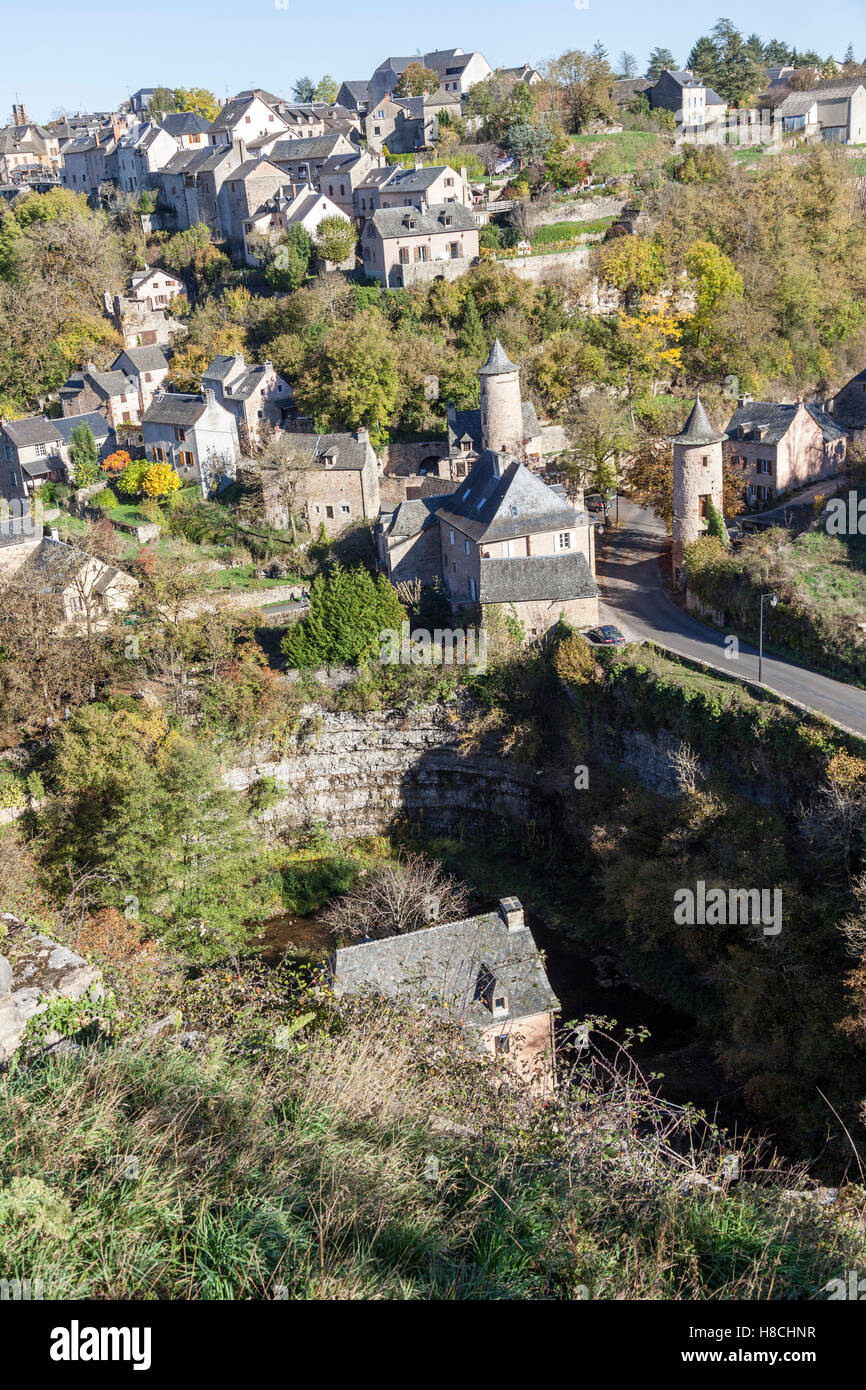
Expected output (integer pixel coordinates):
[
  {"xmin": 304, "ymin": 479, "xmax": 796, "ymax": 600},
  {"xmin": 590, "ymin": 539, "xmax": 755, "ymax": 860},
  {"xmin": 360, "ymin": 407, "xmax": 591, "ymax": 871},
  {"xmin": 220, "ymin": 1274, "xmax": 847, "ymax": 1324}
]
[
  {"xmin": 382, "ymin": 524, "xmax": 443, "ymax": 586},
  {"xmin": 725, "ymin": 410, "xmax": 844, "ymax": 501},
  {"xmin": 366, "ymin": 227, "xmax": 480, "ymax": 287},
  {"xmin": 479, "ymin": 1011, "xmax": 556, "ymax": 1097},
  {"xmin": 440, "ymin": 520, "xmax": 481, "ymax": 601},
  {"xmin": 488, "ymin": 594, "xmax": 599, "ymax": 638},
  {"xmin": 298, "ymin": 470, "xmax": 366, "ymax": 535}
]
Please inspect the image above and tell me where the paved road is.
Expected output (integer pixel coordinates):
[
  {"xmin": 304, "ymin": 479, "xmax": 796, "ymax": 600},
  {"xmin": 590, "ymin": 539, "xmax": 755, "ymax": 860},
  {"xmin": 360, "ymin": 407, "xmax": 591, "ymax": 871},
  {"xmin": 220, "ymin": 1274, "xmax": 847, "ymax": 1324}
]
[{"xmin": 596, "ymin": 499, "xmax": 866, "ymax": 738}]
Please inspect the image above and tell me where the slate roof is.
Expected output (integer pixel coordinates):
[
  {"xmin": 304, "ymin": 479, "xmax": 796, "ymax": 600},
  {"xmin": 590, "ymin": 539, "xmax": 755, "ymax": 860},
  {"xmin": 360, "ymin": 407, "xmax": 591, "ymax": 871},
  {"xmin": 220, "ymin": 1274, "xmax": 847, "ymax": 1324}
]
[
  {"xmin": 2, "ymin": 417, "xmax": 63, "ymax": 447},
  {"xmin": 338, "ymin": 81, "xmax": 371, "ymax": 105},
  {"xmin": 53, "ymin": 412, "xmax": 113, "ymax": 444},
  {"xmin": 269, "ymin": 134, "xmax": 348, "ymax": 164},
  {"xmin": 370, "ymin": 203, "xmax": 477, "ymax": 239},
  {"xmin": 16, "ymin": 537, "xmax": 131, "ymax": 598},
  {"xmin": 377, "ymin": 164, "xmax": 459, "ymax": 193},
  {"xmin": 332, "ymin": 907, "xmax": 559, "ymax": 1035},
  {"xmin": 447, "ymin": 400, "xmax": 539, "ymax": 455},
  {"xmin": 62, "ymin": 369, "xmax": 134, "ymax": 401},
  {"xmin": 480, "ymin": 337, "xmax": 518, "ymax": 376},
  {"xmin": 309, "ymin": 431, "xmax": 373, "ymax": 469},
  {"xmin": 210, "ymin": 94, "xmax": 283, "ymax": 133},
  {"xmin": 114, "ymin": 345, "xmax": 169, "ymax": 374},
  {"xmin": 611, "ymin": 77, "xmax": 653, "ymax": 102},
  {"xmin": 435, "ymin": 450, "xmax": 582, "ymax": 542},
  {"xmin": 775, "ymin": 91, "xmax": 820, "ymax": 117},
  {"xmin": 724, "ymin": 400, "xmax": 844, "ymax": 445},
  {"xmin": 380, "ymin": 494, "xmax": 451, "ymax": 538},
  {"xmin": 832, "ymin": 367, "xmax": 866, "ymax": 428},
  {"xmin": 479, "ymin": 551, "xmax": 599, "ymax": 604},
  {"xmin": 142, "ymin": 393, "xmax": 208, "ymax": 427},
  {"xmin": 670, "ymin": 396, "xmax": 726, "ymax": 446},
  {"xmin": 159, "ymin": 112, "xmax": 212, "ymax": 137}
]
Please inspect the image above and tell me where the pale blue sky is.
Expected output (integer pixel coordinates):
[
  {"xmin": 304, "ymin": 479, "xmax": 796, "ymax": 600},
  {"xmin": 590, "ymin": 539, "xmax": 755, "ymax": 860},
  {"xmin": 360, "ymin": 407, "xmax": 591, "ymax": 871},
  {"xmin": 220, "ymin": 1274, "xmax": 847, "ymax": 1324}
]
[{"xmin": 3, "ymin": 0, "xmax": 865, "ymax": 122}]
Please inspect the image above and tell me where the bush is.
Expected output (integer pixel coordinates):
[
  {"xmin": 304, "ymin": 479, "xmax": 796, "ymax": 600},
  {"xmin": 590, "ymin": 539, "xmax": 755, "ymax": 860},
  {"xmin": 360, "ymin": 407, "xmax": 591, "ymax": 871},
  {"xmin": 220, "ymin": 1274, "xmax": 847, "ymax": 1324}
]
[
  {"xmin": 143, "ymin": 463, "xmax": 181, "ymax": 499},
  {"xmin": 281, "ymin": 564, "xmax": 404, "ymax": 669},
  {"xmin": 89, "ymin": 487, "xmax": 117, "ymax": 511},
  {"xmin": 117, "ymin": 459, "xmax": 150, "ymax": 496}
]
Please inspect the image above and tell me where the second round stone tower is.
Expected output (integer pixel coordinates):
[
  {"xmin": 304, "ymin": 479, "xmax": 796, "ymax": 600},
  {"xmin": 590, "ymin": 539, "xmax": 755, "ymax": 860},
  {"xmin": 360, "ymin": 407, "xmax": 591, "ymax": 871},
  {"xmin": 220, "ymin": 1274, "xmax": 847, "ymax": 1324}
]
[
  {"xmin": 480, "ymin": 338, "xmax": 524, "ymax": 455},
  {"xmin": 670, "ymin": 395, "xmax": 726, "ymax": 587}
]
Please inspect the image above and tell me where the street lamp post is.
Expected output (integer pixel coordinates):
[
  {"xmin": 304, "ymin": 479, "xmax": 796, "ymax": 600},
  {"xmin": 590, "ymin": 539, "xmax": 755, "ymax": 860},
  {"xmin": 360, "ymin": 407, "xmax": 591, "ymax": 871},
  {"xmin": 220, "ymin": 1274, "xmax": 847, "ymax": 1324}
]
[{"xmin": 758, "ymin": 592, "xmax": 777, "ymax": 686}]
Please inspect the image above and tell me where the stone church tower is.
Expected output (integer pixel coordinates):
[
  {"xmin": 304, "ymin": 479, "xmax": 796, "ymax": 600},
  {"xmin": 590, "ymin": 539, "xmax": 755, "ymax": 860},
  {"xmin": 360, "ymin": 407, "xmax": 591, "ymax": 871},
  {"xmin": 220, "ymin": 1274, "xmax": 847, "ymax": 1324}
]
[
  {"xmin": 480, "ymin": 338, "xmax": 524, "ymax": 455},
  {"xmin": 670, "ymin": 396, "xmax": 725, "ymax": 586}
]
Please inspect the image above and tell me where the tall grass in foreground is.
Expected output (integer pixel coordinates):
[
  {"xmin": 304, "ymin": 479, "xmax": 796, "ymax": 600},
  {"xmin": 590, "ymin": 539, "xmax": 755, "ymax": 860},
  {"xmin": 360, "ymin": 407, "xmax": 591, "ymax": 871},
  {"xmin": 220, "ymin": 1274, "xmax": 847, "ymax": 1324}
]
[{"xmin": 0, "ymin": 1003, "xmax": 862, "ymax": 1300}]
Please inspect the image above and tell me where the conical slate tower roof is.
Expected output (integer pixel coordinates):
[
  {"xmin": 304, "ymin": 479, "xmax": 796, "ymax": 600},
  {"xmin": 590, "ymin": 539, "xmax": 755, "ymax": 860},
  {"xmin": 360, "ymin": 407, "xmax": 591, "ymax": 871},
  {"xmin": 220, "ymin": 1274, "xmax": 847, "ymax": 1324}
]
[
  {"xmin": 669, "ymin": 394, "xmax": 725, "ymax": 446},
  {"xmin": 479, "ymin": 337, "xmax": 519, "ymax": 376}
]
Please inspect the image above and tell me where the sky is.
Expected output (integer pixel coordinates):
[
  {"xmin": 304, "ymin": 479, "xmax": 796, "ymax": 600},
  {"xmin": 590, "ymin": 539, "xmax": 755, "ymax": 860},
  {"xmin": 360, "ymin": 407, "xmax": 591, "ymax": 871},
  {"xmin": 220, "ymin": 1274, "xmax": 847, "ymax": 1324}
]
[{"xmin": 2, "ymin": 0, "xmax": 865, "ymax": 122}]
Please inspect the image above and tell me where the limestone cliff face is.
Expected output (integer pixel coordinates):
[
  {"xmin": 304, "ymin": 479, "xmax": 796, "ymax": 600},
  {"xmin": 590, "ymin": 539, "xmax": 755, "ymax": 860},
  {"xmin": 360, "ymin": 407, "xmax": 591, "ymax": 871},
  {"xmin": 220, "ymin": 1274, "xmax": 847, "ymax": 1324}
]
[
  {"xmin": 0, "ymin": 914, "xmax": 103, "ymax": 1065},
  {"xmin": 223, "ymin": 705, "xmax": 569, "ymax": 839}
]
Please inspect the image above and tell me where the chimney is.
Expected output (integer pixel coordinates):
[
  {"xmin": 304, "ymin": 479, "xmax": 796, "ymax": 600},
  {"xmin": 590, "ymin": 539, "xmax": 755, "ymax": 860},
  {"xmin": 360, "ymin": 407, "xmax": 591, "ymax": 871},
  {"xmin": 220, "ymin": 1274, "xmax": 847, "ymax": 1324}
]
[
  {"xmin": 203, "ymin": 388, "xmax": 215, "ymax": 405},
  {"xmin": 498, "ymin": 897, "xmax": 525, "ymax": 933},
  {"xmin": 737, "ymin": 394, "xmax": 752, "ymax": 408},
  {"xmin": 413, "ymin": 154, "xmax": 422, "ymax": 170},
  {"xmin": 356, "ymin": 426, "xmax": 369, "ymax": 445},
  {"xmin": 50, "ymin": 527, "xmax": 59, "ymax": 542}
]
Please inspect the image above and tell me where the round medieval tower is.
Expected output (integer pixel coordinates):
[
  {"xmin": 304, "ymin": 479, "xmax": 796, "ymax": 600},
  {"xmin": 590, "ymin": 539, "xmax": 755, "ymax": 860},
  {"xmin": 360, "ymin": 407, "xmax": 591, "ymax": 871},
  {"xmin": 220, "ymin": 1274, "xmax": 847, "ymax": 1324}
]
[
  {"xmin": 670, "ymin": 395, "xmax": 726, "ymax": 587},
  {"xmin": 480, "ymin": 338, "xmax": 524, "ymax": 455}
]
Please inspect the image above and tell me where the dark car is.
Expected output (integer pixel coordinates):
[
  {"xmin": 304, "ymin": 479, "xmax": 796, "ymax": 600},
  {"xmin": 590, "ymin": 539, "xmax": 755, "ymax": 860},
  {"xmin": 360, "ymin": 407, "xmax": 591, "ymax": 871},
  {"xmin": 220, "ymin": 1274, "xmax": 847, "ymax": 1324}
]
[
  {"xmin": 584, "ymin": 492, "xmax": 607, "ymax": 513},
  {"xmin": 582, "ymin": 624, "xmax": 627, "ymax": 646}
]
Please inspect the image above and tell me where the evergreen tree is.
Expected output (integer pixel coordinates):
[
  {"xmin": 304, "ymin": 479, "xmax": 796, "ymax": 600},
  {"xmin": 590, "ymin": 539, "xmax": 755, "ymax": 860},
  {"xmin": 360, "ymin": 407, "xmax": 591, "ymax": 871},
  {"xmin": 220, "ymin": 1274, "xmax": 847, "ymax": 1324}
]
[
  {"xmin": 457, "ymin": 293, "xmax": 487, "ymax": 360},
  {"xmin": 281, "ymin": 564, "xmax": 405, "ymax": 668},
  {"xmin": 647, "ymin": 48, "xmax": 676, "ymax": 80},
  {"xmin": 69, "ymin": 422, "xmax": 100, "ymax": 485}
]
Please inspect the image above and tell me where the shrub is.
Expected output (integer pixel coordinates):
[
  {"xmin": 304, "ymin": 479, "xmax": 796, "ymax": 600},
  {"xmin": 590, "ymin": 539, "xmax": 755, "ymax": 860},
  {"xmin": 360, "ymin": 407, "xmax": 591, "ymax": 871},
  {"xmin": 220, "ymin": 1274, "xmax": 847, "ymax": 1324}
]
[
  {"xmin": 142, "ymin": 464, "xmax": 181, "ymax": 499},
  {"xmin": 90, "ymin": 487, "xmax": 116, "ymax": 511},
  {"xmin": 103, "ymin": 449, "xmax": 132, "ymax": 475},
  {"xmin": 117, "ymin": 459, "xmax": 150, "ymax": 496}
]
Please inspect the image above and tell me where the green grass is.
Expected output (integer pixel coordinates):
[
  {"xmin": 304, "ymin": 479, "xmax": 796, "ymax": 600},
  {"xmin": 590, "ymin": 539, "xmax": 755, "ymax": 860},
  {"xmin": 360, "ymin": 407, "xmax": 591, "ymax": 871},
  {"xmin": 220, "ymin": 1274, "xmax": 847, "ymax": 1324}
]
[
  {"xmin": 204, "ymin": 565, "xmax": 301, "ymax": 592},
  {"xmin": 530, "ymin": 217, "xmax": 616, "ymax": 247},
  {"xmin": 570, "ymin": 129, "xmax": 666, "ymax": 171}
]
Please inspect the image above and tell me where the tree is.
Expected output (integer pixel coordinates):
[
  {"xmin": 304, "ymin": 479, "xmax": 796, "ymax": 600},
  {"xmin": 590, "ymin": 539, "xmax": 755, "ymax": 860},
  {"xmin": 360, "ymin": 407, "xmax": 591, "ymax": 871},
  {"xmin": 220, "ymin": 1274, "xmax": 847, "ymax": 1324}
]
[
  {"xmin": 148, "ymin": 87, "xmax": 179, "ymax": 122},
  {"xmin": 281, "ymin": 564, "xmax": 404, "ymax": 668},
  {"xmin": 706, "ymin": 19, "xmax": 767, "ymax": 105},
  {"xmin": 618, "ymin": 52, "xmax": 638, "ymax": 79},
  {"xmin": 609, "ymin": 308, "xmax": 683, "ymax": 400},
  {"xmin": 313, "ymin": 215, "xmax": 357, "ymax": 266},
  {"xmin": 562, "ymin": 394, "xmax": 633, "ymax": 500},
  {"xmin": 142, "ymin": 463, "xmax": 181, "ymax": 498},
  {"xmin": 683, "ymin": 239, "xmax": 744, "ymax": 346},
  {"xmin": 321, "ymin": 853, "xmax": 469, "ymax": 940},
  {"xmin": 257, "ymin": 223, "xmax": 311, "ymax": 291},
  {"xmin": 600, "ymin": 235, "xmax": 665, "ymax": 311},
  {"xmin": 69, "ymin": 423, "xmax": 99, "ymax": 486},
  {"xmin": 292, "ymin": 76, "xmax": 316, "ymax": 102},
  {"xmin": 705, "ymin": 495, "xmax": 730, "ymax": 546},
  {"xmin": 505, "ymin": 121, "xmax": 553, "ymax": 167},
  {"xmin": 543, "ymin": 48, "xmax": 616, "ymax": 132},
  {"xmin": 293, "ymin": 309, "xmax": 399, "ymax": 444},
  {"xmin": 314, "ymin": 75, "xmax": 339, "ymax": 103},
  {"xmin": 172, "ymin": 87, "xmax": 219, "ymax": 121},
  {"xmin": 117, "ymin": 459, "xmax": 150, "ymax": 496},
  {"xmin": 103, "ymin": 449, "xmax": 132, "ymax": 474},
  {"xmin": 394, "ymin": 63, "xmax": 441, "ymax": 96},
  {"xmin": 647, "ymin": 48, "xmax": 676, "ymax": 80},
  {"xmin": 687, "ymin": 35, "xmax": 721, "ymax": 87}
]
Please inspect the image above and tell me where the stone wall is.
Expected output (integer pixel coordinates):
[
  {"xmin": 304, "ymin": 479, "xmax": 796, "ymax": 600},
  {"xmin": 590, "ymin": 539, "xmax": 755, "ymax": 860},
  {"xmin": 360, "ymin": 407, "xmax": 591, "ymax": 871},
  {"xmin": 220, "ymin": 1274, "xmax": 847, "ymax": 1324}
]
[
  {"xmin": 0, "ymin": 913, "xmax": 103, "ymax": 1065},
  {"xmin": 525, "ymin": 196, "xmax": 626, "ymax": 228},
  {"xmin": 500, "ymin": 246, "xmax": 591, "ymax": 283}
]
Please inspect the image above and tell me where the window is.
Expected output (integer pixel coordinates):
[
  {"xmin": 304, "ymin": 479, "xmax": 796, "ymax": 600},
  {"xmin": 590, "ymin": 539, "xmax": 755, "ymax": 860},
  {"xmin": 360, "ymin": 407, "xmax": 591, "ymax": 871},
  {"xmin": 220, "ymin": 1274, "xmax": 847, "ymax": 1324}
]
[
  {"xmin": 558, "ymin": 532, "xmax": 571, "ymax": 550},
  {"xmin": 340, "ymin": 503, "xmax": 350, "ymax": 514},
  {"xmin": 449, "ymin": 529, "xmax": 455, "ymax": 544},
  {"xmin": 173, "ymin": 427, "xmax": 186, "ymax": 442},
  {"xmin": 373, "ymin": 126, "xmax": 381, "ymax": 136},
  {"xmin": 152, "ymin": 446, "xmax": 165, "ymax": 463},
  {"xmin": 414, "ymin": 245, "xmax": 428, "ymax": 262},
  {"xmin": 444, "ymin": 176, "xmax": 454, "ymax": 186},
  {"xmin": 469, "ymin": 576, "xmax": 476, "ymax": 600},
  {"xmin": 698, "ymin": 494, "xmax": 711, "ymax": 518},
  {"xmin": 757, "ymin": 458, "xmax": 772, "ymax": 475},
  {"xmin": 325, "ymin": 505, "xmax": 334, "ymax": 519},
  {"xmin": 510, "ymin": 504, "xmax": 518, "ymax": 518},
  {"xmin": 449, "ymin": 241, "xmax": 459, "ymax": 258},
  {"xmin": 34, "ymin": 442, "xmax": 46, "ymax": 456},
  {"xmin": 179, "ymin": 450, "xmax": 193, "ymax": 469},
  {"xmin": 464, "ymin": 538, "xmax": 470, "ymax": 554},
  {"xmin": 190, "ymin": 133, "xmax": 201, "ymax": 144},
  {"xmin": 494, "ymin": 996, "xmax": 506, "ymax": 1012},
  {"xmin": 9, "ymin": 470, "xmax": 16, "ymax": 485},
  {"xmin": 399, "ymin": 247, "xmax": 409, "ymax": 264},
  {"xmin": 245, "ymin": 116, "xmax": 251, "ymax": 124}
]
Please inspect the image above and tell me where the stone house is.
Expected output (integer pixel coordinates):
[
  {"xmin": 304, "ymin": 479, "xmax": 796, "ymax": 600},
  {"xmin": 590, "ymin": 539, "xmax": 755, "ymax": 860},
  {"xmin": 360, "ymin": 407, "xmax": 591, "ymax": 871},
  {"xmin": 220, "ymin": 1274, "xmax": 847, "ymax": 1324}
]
[
  {"xmin": 378, "ymin": 341, "xmax": 599, "ymax": 636},
  {"xmin": 208, "ymin": 92, "xmax": 288, "ymax": 147},
  {"xmin": 60, "ymin": 365, "xmax": 140, "ymax": 427},
  {"xmin": 357, "ymin": 162, "xmax": 471, "ymax": 217},
  {"xmin": 221, "ymin": 156, "xmax": 292, "ymax": 251},
  {"xmin": 239, "ymin": 428, "xmax": 380, "ymax": 535},
  {"xmin": 364, "ymin": 90, "xmax": 462, "ymax": 154},
  {"xmin": 157, "ymin": 144, "xmax": 242, "ymax": 234},
  {"xmin": 362, "ymin": 203, "xmax": 479, "ymax": 287},
  {"xmin": 128, "ymin": 264, "xmax": 186, "ymax": 311},
  {"xmin": 241, "ymin": 183, "xmax": 352, "ymax": 266},
  {"xmin": 141, "ymin": 390, "xmax": 239, "ymax": 495},
  {"xmin": 316, "ymin": 149, "xmax": 384, "ymax": 220},
  {"xmin": 59, "ymin": 125, "xmax": 126, "ymax": 196},
  {"xmin": 115, "ymin": 123, "xmax": 179, "ymax": 194},
  {"xmin": 0, "ymin": 412, "xmax": 115, "ymax": 501},
  {"xmin": 201, "ymin": 354, "xmax": 294, "ymax": 450},
  {"xmin": 368, "ymin": 49, "xmax": 493, "ymax": 104},
  {"xmin": 775, "ymin": 80, "xmax": 866, "ymax": 142},
  {"xmin": 332, "ymin": 896, "xmax": 560, "ymax": 1095},
  {"xmin": 0, "ymin": 123, "xmax": 61, "ymax": 181},
  {"xmin": 266, "ymin": 132, "xmax": 356, "ymax": 184},
  {"xmin": 111, "ymin": 345, "xmax": 170, "ymax": 415},
  {"xmin": 11, "ymin": 534, "xmax": 138, "ymax": 625},
  {"xmin": 336, "ymin": 81, "xmax": 371, "ymax": 116},
  {"xmin": 650, "ymin": 69, "xmax": 726, "ymax": 129},
  {"xmin": 723, "ymin": 397, "xmax": 846, "ymax": 505}
]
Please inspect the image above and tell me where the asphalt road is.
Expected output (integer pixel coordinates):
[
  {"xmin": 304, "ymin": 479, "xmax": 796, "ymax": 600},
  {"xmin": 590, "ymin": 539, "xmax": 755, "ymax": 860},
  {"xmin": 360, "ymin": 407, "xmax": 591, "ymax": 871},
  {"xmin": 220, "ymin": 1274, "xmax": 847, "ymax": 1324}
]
[{"xmin": 596, "ymin": 499, "xmax": 866, "ymax": 738}]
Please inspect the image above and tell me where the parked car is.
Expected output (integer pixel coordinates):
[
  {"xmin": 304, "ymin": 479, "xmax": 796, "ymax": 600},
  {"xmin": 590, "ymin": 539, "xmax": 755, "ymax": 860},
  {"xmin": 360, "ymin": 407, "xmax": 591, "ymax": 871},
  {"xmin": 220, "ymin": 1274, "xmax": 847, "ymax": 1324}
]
[
  {"xmin": 582, "ymin": 624, "xmax": 627, "ymax": 646},
  {"xmin": 584, "ymin": 492, "xmax": 606, "ymax": 513}
]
